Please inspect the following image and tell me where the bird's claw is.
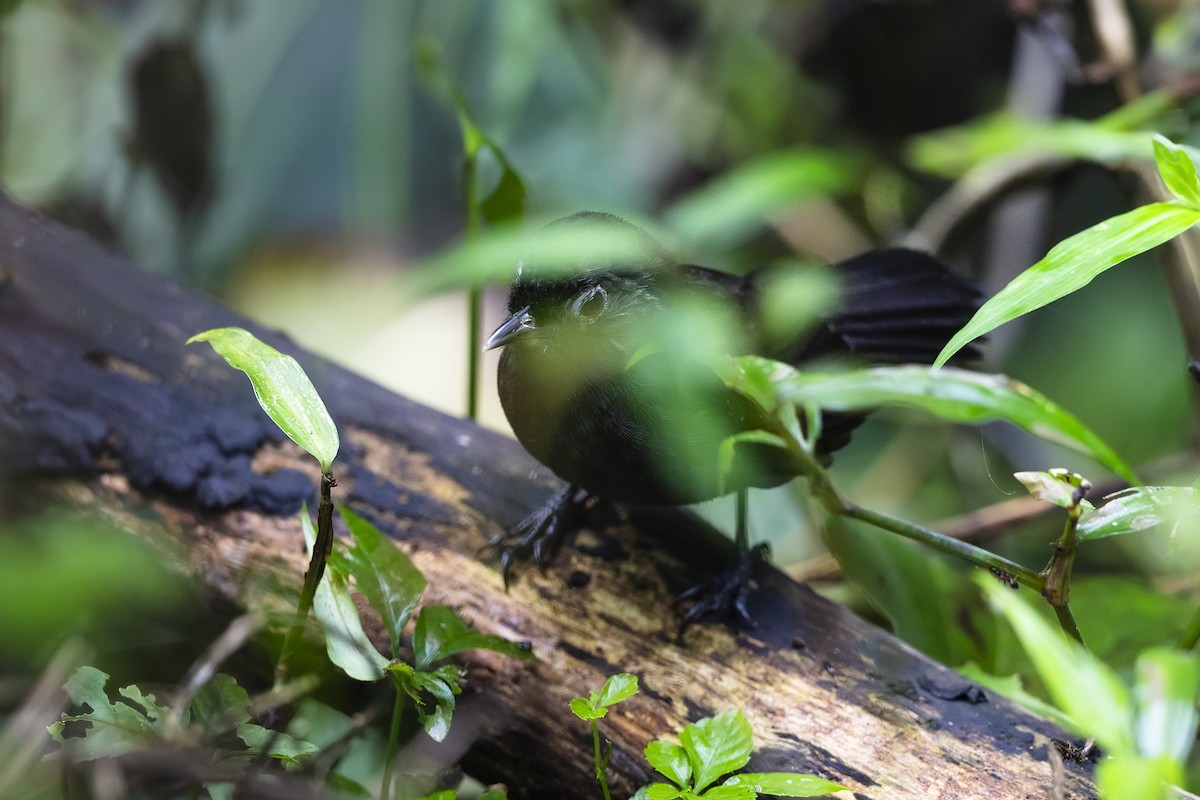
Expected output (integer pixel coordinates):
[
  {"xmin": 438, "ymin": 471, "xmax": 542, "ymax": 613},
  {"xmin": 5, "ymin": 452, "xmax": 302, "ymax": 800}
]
[
  {"xmin": 675, "ymin": 543, "xmax": 769, "ymax": 640},
  {"xmin": 485, "ymin": 485, "xmax": 590, "ymax": 587}
]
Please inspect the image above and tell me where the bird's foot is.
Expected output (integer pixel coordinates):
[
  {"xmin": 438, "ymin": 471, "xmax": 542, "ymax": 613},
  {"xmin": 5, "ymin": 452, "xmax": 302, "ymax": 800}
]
[
  {"xmin": 675, "ymin": 543, "xmax": 769, "ymax": 640},
  {"xmin": 485, "ymin": 484, "xmax": 591, "ymax": 587}
]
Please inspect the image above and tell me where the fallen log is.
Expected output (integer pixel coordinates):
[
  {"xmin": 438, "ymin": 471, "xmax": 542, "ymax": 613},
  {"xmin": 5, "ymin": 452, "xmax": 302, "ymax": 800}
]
[{"xmin": 0, "ymin": 194, "xmax": 1094, "ymax": 799}]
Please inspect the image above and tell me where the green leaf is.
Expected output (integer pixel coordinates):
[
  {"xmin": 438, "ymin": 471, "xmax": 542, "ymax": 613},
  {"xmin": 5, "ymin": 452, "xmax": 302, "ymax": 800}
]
[
  {"xmin": 679, "ymin": 710, "xmax": 754, "ymax": 793},
  {"xmin": 570, "ymin": 697, "xmax": 603, "ymax": 721},
  {"xmin": 645, "ymin": 785, "xmax": 686, "ymax": 800},
  {"xmin": 479, "ymin": 148, "xmax": 527, "ymax": 225},
  {"xmin": 388, "ymin": 663, "xmax": 462, "ymax": 742},
  {"xmin": 235, "ymin": 723, "xmax": 319, "ymax": 766},
  {"xmin": 768, "ymin": 361, "xmax": 1137, "ymax": 483},
  {"xmin": 698, "ymin": 786, "xmax": 755, "ymax": 799},
  {"xmin": 415, "ymin": 791, "xmax": 457, "ymax": 800},
  {"xmin": 934, "ymin": 202, "xmax": 1200, "ymax": 367},
  {"xmin": 594, "ymin": 672, "xmax": 639, "ymax": 709},
  {"xmin": 412, "ymin": 604, "xmax": 533, "ymax": 670},
  {"xmin": 723, "ymin": 773, "xmax": 847, "ymax": 797},
  {"xmin": 978, "ymin": 577, "xmax": 1136, "ymax": 756},
  {"xmin": 188, "ymin": 327, "xmax": 339, "ymax": 470},
  {"xmin": 301, "ymin": 509, "xmax": 388, "ymax": 682},
  {"xmin": 646, "ymin": 740, "xmax": 691, "ymax": 788},
  {"xmin": 48, "ymin": 666, "xmax": 169, "ymax": 760},
  {"xmin": 1078, "ymin": 487, "xmax": 1200, "ymax": 541},
  {"xmin": 1013, "ymin": 470, "xmax": 1094, "ymax": 512},
  {"xmin": 336, "ymin": 505, "xmax": 426, "ymax": 658},
  {"xmin": 1152, "ymin": 135, "xmax": 1200, "ymax": 209},
  {"xmin": 188, "ymin": 673, "xmax": 252, "ymax": 732},
  {"xmin": 477, "ymin": 787, "xmax": 508, "ymax": 800},
  {"xmin": 717, "ymin": 430, "xmax": 787, "ymax": 495},
  {"xmin": 1095, "ymin": 755, "xmax": 1184, "ymax": 800},
  {"xmin": 1133, "ymin": 648, "xmax": 1200, "ymax": 763},
  {"xmin": 665, "ymin": 148, "xmax": 858, "ymax": 249}
]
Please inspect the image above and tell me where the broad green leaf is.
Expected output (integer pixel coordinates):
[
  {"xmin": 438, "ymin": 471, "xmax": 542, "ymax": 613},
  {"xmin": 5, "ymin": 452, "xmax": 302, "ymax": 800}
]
[
  {"xmin": 594, "ymin": 672, "xmax": 639, "ymax": 709},
  {"xmin": 979, "ymin": 578, "xmax": 1135, "ymax": 756},
  {"xmin": 665, "ymin": 148, "xmax": 858, "ymax": 249},
  {"xmin": 479, "ymin": 148, "xmax": 527, "ymax": 225},
  {"xmin": 1134, "ymin": 648, "xmax": 1200, "ymax": 763},
  {"xmin": 934, "ymin": 202, "xmax": 1200, "ymax": 367},
  {"xmin": 1013, "ymin": 470, "xmax": 1094, "ymax": 512},
  {"xmin": 1078, "ymin": 487, "xmax": 1200, "ymax": 541},
  {"xmin": 766, "ymin": 361, "xmax": 1137, "ymax": 483},
  {"xmin": 724, "ymin": 773, "xmax": 847, "ymax": 797},
  {"xmin": 478, "ymin": 788, "xmax": 508, "ymax": 800},
  {"xmin": 301, "ymin": 509, "xmax": 388, "ymax": 682},
  {"xmin": 286, "ymin": 699, "xmax": 355, "ymax": 750},
  {"xmin": 679, "ymin": 710, "xmax": 754, "ymax": 793},
  {"xmin": 1152, "ymin": 135, "xmax": 1200, "ymax": 209},
  {"xmin": 570, "ymin": 697, "xmax": 603, "ymax": 721},
  {"xmin": 336, "ymin": 505, "xmax": 426, "ymax": 658},
  {"xmin": 188, "ymin": 327, "xmax": 339, "ymax": 470},
  {"xmin": 646, "ymin": 740, "xmax": 691, "ymax": 788},
  {"xmin": 48, "ymin": 667, "xmax": 169, "ymax": 759},
  {"xmin": 235, "ymin": 723, "xmax": 319, "ymax": 766},
  {"xmin": 412, "ymin": 604, "xmax": 533, "ymax": 670}
]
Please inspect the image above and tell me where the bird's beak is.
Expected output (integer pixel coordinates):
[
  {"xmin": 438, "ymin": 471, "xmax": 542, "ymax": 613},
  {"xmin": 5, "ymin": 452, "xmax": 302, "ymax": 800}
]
[{"xmin": 485, "ymin": 306, "xmax": 536, "ymax": 350}]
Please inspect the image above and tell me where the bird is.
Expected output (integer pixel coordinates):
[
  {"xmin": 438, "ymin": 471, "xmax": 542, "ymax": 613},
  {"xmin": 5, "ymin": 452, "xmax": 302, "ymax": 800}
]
[{"xmin": 485, "ymin": 211, "xmax": 980, "ymax": 624}]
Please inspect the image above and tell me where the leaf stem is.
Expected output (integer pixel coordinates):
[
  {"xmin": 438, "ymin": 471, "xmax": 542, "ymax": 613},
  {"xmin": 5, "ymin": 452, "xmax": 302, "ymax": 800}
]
[
  {"xmin": 592, "ymin": 720, "xmax": 612, "ymax": 800},
  {"xmin": 277, "ymin": 471, "xmax": 336, "ymax": 685},
  {"xmin": 465, "ymin": 152, "xmax": 482, "ymax": 421},
  {"xmin": 381, "ymin": 685, "xmax": 405, "ymax": 800}
]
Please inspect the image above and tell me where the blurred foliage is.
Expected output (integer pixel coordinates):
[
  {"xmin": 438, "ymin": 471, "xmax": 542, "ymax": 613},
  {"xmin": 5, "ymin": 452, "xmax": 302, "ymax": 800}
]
[{"xmin": 9, "ymin": 0, "xmax": 1200, "ymax": 797}]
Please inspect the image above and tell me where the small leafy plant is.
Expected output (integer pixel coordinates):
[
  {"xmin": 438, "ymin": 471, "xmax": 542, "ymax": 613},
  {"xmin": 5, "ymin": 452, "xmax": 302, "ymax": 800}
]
[{"xmin": 571, "ymin": 674, "xmax": 846, "ymax": 800}]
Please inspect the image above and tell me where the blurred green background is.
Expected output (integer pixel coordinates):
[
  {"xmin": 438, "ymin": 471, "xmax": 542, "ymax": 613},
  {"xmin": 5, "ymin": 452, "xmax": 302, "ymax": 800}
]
[{"xmin": 5, "ymin": 0, "xmax": 1200, "ymax": 675}]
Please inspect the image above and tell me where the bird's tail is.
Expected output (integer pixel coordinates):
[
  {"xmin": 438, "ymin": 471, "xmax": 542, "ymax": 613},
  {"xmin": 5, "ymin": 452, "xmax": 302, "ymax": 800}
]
[{"xmin": 788, "ymin": 248, "xmax": 982, "ymax": 366}]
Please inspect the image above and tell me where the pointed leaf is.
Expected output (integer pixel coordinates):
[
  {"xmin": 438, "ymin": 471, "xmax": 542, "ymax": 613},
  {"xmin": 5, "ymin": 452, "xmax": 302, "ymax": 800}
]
[
  {"xmin": 769, "ymin": 361, "xmax": 1136, "ymax": 483},
  {"xmin": 935, "ymin": 202, "xmax": 1200, "ymax": 366},
  {"xmin": 679, "ymin": 710, "xmax": 754, "ymax": 793},
  {"xmin": 646, "ymin": 740, "xmax": 691, "ymax": 788},
  {"xmin": 725, "ymin": 773, "xmax": 848, "ymax": 797},
  {"xmin": 698, "ymin": 786, "xmax": 756, "ymax": 799},
  {"xmin": 1153, "ymin": 135, "xmax": 1200, "ymax": 208},
  {"xmin": 594, "ymin": 673, "xmax": 639, "ymax": 709},
  {"xmin": 188, "ymin": 327, "xmax": 339, "ymax": 470},
  {"xmin": 301, "ymin": 510, "xmax": 388, "ymax": 681},
  {"xmin": 412, "ymin": 604, "xmax": 533, "ymax": 670},
  {"xmin": 336, "ymin": 505, "xmax": 426, "ymax": 657},
  {"xmin": 1078, "ymin": 486, "xmax": 1200, "ymax": 540}
]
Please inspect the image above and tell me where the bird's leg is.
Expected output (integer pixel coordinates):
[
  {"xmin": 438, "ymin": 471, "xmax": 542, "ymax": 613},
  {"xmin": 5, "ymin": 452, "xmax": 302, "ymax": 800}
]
[
  {"xmin": 486, "ymin": 484, "xmax": 592, "ymax": 587},
  {"xmin": 675, "ymin": 488, "xmax": 768, "ymax": 637}
]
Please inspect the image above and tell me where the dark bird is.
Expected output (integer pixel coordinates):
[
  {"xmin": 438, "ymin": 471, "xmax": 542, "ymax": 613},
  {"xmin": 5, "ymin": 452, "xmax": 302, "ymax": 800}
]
[{"xmin": 486, "ymin": 211, "xmax": 979, "ymax": 623}]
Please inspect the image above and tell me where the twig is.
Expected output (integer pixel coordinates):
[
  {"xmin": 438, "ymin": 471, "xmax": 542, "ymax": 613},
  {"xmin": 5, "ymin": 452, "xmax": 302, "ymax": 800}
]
[
  {"xmin": 277, "ymin": 471, "xmax": 336, "ymax": 686},
  {"xmin": 168, "ymin": 612, "xmax": 265, "ymax": 730}
]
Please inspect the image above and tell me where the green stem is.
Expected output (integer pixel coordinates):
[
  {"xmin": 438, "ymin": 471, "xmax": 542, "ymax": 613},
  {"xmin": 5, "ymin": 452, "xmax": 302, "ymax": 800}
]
[
  {"xmin": 464, "ymin": 153, "xmax": 482, "ymax": 421},
  {"xmin": 276, "ymin": 471, "xmax": 336, "ymax": 685},
  {"xmin": 592, "ymin": 721, "xmax": 612, "ymax": 800},
  {"xmin": 842, "ymin": 502, "xmax": 1045, "ymax": 592},
  {"xmin": 381, "ymin": 686, "xmax": 405, "ymax": 800}
]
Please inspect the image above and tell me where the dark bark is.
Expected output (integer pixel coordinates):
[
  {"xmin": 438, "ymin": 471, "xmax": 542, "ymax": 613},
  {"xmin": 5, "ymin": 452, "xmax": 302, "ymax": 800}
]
[{"xmin": 0, "ymin": 194, "xmax": 1095, "ymax": 799}]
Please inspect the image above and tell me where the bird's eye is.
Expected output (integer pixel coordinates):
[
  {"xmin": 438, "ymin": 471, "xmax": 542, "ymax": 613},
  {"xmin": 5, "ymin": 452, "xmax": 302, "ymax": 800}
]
[{"xmin": 572, "ymin": 286, "xmax": 608, "ymax": 319}]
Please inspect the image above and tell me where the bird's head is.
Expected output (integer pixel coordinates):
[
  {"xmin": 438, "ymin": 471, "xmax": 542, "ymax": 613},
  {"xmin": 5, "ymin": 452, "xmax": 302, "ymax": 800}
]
[{"xmin": 485, "ymin": 212, "xmax": 675, "ymax": 355}]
